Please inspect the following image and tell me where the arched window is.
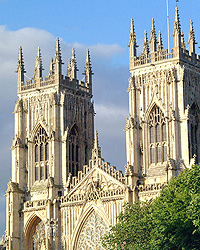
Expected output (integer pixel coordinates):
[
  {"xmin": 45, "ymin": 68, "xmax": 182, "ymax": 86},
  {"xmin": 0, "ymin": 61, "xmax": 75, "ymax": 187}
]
[
  {"xmin": 67, "ymin": 125, "xmax": 79, "ymax": 176},
  {"xmin": 149, "ymin": 105, "xmax": 167, "ymax": 165},
  {"xmin": 189, "ymin": 103, "xmax": 199, "ymax": 162},
  {"xmin": 34, "ymin": 127, "xmax": 49, "ymax": 181}
]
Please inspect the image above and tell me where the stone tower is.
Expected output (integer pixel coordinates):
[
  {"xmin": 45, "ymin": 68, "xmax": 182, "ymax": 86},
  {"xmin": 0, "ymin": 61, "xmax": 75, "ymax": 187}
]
[
  {"xmin": 5, "ymin": 39, "xmax": 94, "ymax": 249},
  {"xmin": 126, "ymin": 8, "xmax": 200, "ymax": 201}
]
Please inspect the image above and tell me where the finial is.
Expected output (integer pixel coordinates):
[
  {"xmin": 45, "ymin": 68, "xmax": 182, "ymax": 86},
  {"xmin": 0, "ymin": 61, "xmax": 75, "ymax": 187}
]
[
  {"xmin": 49, "ymin": 57, "xmax": 54, "ymax": 76},
  {"xmin": 143, "ymin": 30, "xmax": 149, "ymax": 54},
  {"xmin": 130, "ymin": 18, "xmax": 134, "ymax": 35},
  {"xmin": 67, "ymin": 58, "xmax": 71, "ymax": 78},
  {"xmin": 54, "ymin": 37, "xmax": 62, "ymax": 61},
  {"xmin": 157, "ymin": 31, "xmax": 163, "ymax": 51},
  {"xmin": 92, "ymin": 130, "xmax": 101, "ymax": 160},
  {"xmin": 94, "ymin": 130, "xmax": 99, "ymax": 150},
  {"xmin": 173, "ymin": 6, "xmax": 181, "ymax": 48},
  {"xmin": 83, "ymin": 49, "xmax": 93, "ymax": 93},
  {"xmin": 34, "ymin": 47, "xmax": 43, "ymax": 79},
  {"xmin": 151, "ymin": 18, "xmax": 155, "ymax": 30},
  {"xmin": 16, "ymin": 46, "xmax": 26, "ymax": 73},
  {"xmin": 188, "ymin": 19, "xmax": 196, "ymax": 55},
  {"xmin": 150, "ymin": 18, "xmax": 157, "ymax": 52},
  {"xmin": 181, "ymin": 31, "xmax": 185, "ymax": 50},
  {"xmin": 70, "ymin": 48, "xmax": 78, "ymax": 79},
  {"xmin": 54, "ymin": 37, "xmax": 63, "ymax": 76}
]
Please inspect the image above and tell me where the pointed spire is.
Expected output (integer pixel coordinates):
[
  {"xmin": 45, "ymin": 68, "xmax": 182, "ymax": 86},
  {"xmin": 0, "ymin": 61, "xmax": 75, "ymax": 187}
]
[
  {"xmin": 83, "ymin": 49, "xmax": 93, "ymax": 94},
  {"xmin": 34, "ymin": 47, "xmax": 43, "ymax": 79},
  {"xmin": 150, "ymin": 18, "xmax": 157, "ymax": 52},
  {"xmin": 16, "ymin": 46, "xmax": 26, "ymax": 90},
  {"xmin": 49, "ymin": 57, "xmax": 54, "ymax": 76},
  {"xmin": 128, "ymin": 18, "xmax": 137, "ymax": 58},
  {"xmin": 67, "ymin": 58, "xmax": 72, "ymax": 78},
  {"xmin": 143, "ymin": 30, "xmax": 149, "ymax": 54},
  {"xmin": 16, "ymin": 46, "xmax": 25, "ymax": 74},
  {"xmin": 173, "ymin": 6, "xmax": 181, "ymax": 48},
  {"xmin": 188, "ymin": 19, "xmax": 196, "ymax": 55},
  {"xmin": 92, "ymin": 130, "xmax": 101, "ymax": 160},
  {"xmin": 157, "ymin": 31, "xmax": 163, "ymax": 51},
  {"xmin": 70, "ymin": 48, "xmax": 79, "ymax": 80},
  {"xmin": 54, "ymin": 37, "xmax": 63, "ymax": 76},
  {"xmin": 181, "ymin": 31, "xmax": 185, "ymax": 50}
]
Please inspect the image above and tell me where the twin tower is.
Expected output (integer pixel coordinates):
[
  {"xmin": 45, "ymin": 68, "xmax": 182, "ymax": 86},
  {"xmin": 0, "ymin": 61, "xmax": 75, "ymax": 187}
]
[{"xmin": 2, "ymin": 6, "xmax": 200, "ymax": 250}]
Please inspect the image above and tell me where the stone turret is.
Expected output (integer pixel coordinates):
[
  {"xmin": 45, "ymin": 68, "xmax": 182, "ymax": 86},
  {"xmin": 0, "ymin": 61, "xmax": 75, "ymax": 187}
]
[
  {"xmin": 16, "ymin": 46, "xmax": 26, "ymax": 92},
  {"xmin": 83, "ymin": 49, "xmax": 93, "ymax": 94},
  {"xmin": 188, "ymin": 19, "xmax": 196, "ymax": 55},
  {"xmin": 150, "ymin": 18, "xmax": 157, "ymax": 53},
  {"xmin": 34, "ymin": 47, "xmax": 43, "ymax": 79}
]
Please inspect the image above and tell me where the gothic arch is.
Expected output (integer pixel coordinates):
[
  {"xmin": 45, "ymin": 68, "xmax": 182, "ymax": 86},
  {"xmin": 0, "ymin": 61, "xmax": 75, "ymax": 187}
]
[
  {"xmin": 71, "ymin": 204, "xmax": 110, "ymax": 250},
  {"xmin": 67, "ymin": 123, "xmax": 80, "ymax": 176},
  {"xmin": 31, "ymin": 122, "xmax": 49, "ymax": 141},
  {"xmin": 144, "ymin": 100, "xmax": 166, "ymax": 122},
  {"xmin": 147, "ymin": 104, "xmax": 167, "ymax": 165},
  {"xmin": 24, "ymin": 213, "xmax": 46, "ymax": 250}
]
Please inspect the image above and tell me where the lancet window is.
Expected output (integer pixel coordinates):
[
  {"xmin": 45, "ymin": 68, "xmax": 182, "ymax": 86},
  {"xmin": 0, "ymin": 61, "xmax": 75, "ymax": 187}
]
[
  {"xmin": 149, "ymin": 105, "xmax": 167, "ymax": 165},
  {"xmin": 34, "ymin": 127, "xmax": 49, "ymax": 181},
  {"xmin": 67, "ymin": 125, "xmax": 79, "ymax": 176}
]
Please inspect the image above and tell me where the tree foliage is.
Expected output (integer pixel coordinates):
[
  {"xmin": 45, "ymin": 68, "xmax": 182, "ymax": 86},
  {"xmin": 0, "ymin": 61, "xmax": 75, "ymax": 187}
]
[{"xmin": 102, "ymin": 164, "xmax": 200, "ymax": 250}]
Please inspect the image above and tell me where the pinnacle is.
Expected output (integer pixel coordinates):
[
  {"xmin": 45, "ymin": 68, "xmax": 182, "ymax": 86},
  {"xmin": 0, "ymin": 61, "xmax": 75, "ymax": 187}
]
[
  {"xmin": 144, "ymin": 30, "xmax": 148, "ymax": 42},
  {"xmin": 151, "ymin": 18, "xmax": 155, "ymax": 31},
  {"xmin": 94, "ymin": 130, "xmax": 99, "ymax": 150},
  {"xmin": 190, "ymin": 19, "xmax": 194, "ymax": 31},
  {"xmin": 17, "ymin": 46, "xmax": 26, "ymax": 73},
  {"xmin": 130, "ymin": 18, "xmax": 134, "ymax": 35},
  {"xmin": 157, "ymin": 31, "xmax": 163, "ymax": 51},
  {"xmin": 86, "ymin": 48, "xmax": 91, "ymax": 63}
]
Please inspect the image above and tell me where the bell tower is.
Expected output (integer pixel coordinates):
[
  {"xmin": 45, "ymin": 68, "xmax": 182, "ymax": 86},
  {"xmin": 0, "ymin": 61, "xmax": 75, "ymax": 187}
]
[
  {"xmin": 126, "ymin": 8, "xmax": 200, "ymax": 200},
  {"xmin": 5, "ymin": 39, "xmax": 94, "ymax": 249}
]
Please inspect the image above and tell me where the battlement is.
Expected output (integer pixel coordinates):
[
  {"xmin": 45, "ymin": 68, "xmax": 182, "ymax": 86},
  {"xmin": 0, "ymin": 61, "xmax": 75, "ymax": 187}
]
[
  {"xmin": 16, "ymin": 39, "xmax": 93, "ymax": 95},
  {"xmin": 129, "ymin": 8, "xmax": 200, "ymax": 70}
]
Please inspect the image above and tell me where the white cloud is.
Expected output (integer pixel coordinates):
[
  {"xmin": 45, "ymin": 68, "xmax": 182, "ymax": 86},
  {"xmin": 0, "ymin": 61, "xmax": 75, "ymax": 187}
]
[{"xmin": 0, "ymin": 25, "xmax": 129, "ymax": 236}]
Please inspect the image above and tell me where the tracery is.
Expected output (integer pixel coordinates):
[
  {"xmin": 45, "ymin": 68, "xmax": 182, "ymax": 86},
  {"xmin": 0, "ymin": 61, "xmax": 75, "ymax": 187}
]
[
  {"xmin": 149, "ymin": 105, "xmax": 167, "ymax": 165},
  {"xmin": 34, "ymin": 126, "xmax": 49, "ymax": 181}
]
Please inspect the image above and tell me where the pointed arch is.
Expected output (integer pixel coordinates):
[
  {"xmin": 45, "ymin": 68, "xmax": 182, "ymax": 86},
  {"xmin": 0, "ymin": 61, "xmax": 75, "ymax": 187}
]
[
  {"xmin": 147, "ymin": 104, "xmax": 167, "ymax": 165},
  {"xmin": 24, "ymin": 213, "xmax": 46, "ymax": 250},
  {"xmin": 67, "ymin": 123, "xmax": 80, "ymax": 177},
  {"xmin": 33, "ymin": 124, "xmax": 50, "ymax": 182},
  {"xmin": 31, "ymin": 122, "xmax": 48, "ymax": 141},
  {"xmin": 144, "ymin": 100, "xmax": 166, "ymax": 122},
  {"xmin": 71, "ymin": 204, "xmax": 110, "ymax": 250}
]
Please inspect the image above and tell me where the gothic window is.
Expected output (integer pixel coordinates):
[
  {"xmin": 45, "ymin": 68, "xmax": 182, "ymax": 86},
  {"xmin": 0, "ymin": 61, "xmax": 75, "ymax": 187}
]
[
  {"xmin": 149, "ymin": 105, "xmax": 167, "ymax": 165},
  {"xmin": 76, "ymin": 211, "xmax": 108, "ymax": 250},
  {"xmin": 189, "ymin": 103, "xmax": 199, "ymax": 162},
  {"xmin": 34, "ymin": 127, "xmax": 49, "ymax": 181},
  {"xmin": 67, "ymin": 125, "xmax": 79, "ymax": 176}
]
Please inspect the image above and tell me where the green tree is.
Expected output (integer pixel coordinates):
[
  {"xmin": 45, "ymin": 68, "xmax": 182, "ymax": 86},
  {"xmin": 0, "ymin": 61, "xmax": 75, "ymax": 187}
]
[
  {"xmin": 102, "ymin": 164, "xmax": 200, "ymax": 250},
  {"xmin": 102, "ymin": 201, "xmax": 153, "ymax": 250}
]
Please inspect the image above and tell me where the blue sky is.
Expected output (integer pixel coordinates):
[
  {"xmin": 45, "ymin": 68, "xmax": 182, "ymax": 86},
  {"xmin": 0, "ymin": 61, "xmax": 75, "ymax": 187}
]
[{"xmin": 0, "ymin": 0, "xmax": 200, "ymax": 236}]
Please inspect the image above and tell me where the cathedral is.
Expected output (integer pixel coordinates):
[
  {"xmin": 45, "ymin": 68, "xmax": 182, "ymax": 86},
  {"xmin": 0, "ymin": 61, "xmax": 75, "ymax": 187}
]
[{"xmin": 1, "ymin": 7, "xmax": 200, "ymax": 250}]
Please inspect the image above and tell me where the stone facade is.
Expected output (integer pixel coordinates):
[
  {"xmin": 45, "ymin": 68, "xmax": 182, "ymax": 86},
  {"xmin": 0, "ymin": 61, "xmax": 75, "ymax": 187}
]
[{"xmin": 1, "ymin": 7, "xmax": 200, "ymax": 250}]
